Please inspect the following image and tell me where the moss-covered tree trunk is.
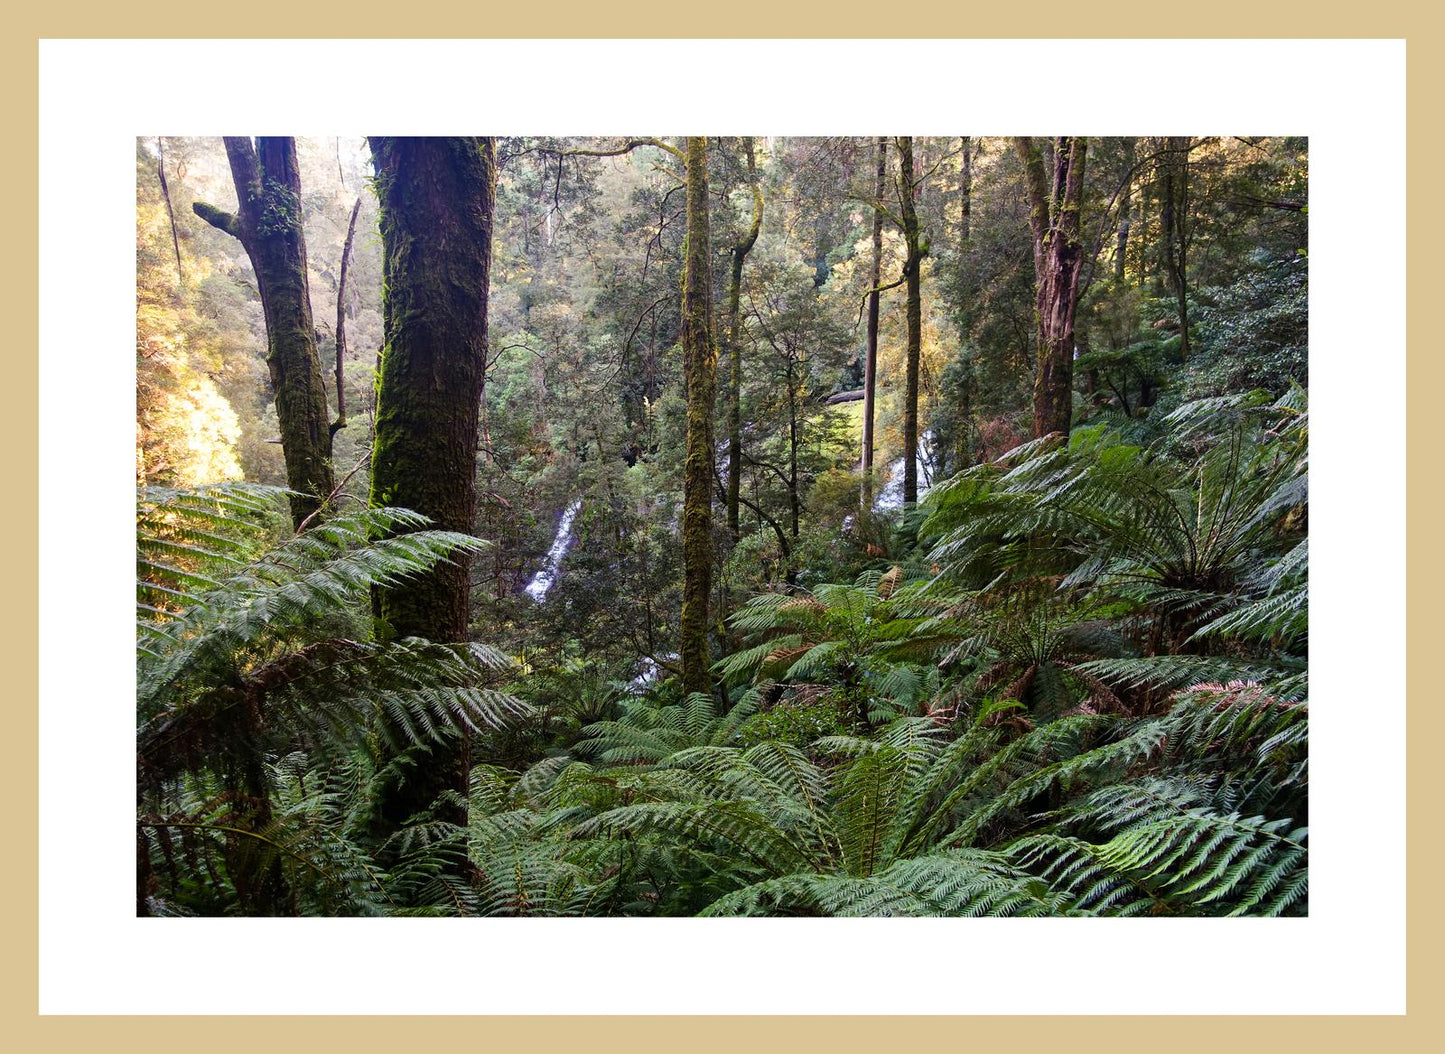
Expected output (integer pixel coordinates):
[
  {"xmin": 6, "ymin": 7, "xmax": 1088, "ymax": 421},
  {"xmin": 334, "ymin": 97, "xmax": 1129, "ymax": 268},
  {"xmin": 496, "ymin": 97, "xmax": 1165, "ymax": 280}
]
[
  {"xmin": 367, "ymin": 136, "xmax": 496, "ymax": 829},
  {"xmin": 958, "ymin": 135, "xmax": 972, "ymax": 248},
  {"xmin": 680, "ymin": 136, "xmax": 717, "ymax": 697},
  {"xmin": 861, "ymin": 137, "xmax": 886, "ymax": 510},
  {"xmin": 725, "ymin": 138, "xmax": 763, "ymax": 540},
  {"xmin": 1015, "ymin": 135, "xmax": 1088, "ymax": 440},
  {"xmin": 897, "ymin": 136, "xmax": 926, "ymax": 506},
  {"xmin": 193, "ymin": 137, "xmax": 334, "ymax": 529},
  {"xmin": 1115, "ymin": 137, "xmax": 1135, "ymax": 282},
  {"xmin": 1158, "ymin": 135, "xmax": 1192, "ymax": 361},
  {"xmin": 1136, "ymin": 173, "xmax": 1152, "ymax": 290},
  {"xmin": 953, "ymin": 137, "xmax": 977, "ymax": 473},
  {"xmin": 787, "ymin": 356, "xmax": 802, "ymax": 550}
]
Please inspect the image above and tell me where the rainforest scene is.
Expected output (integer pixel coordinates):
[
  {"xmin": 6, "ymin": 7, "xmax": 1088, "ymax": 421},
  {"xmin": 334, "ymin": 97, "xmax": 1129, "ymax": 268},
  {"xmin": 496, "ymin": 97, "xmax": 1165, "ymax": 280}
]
[{"xmin": 135, "ymin": 134, "xmax": 1308, "ymax": 917}]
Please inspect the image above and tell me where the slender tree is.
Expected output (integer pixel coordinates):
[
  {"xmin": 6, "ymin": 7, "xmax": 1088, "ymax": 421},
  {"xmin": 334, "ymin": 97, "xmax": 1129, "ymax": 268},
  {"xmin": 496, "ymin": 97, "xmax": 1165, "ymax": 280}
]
[
  {"xmin": 679, "ymin": 136, "xmax": 717, "ymax": 696},
  {"xmin": 1136, "ymin": 173, "xmax": 1151, "ymax": 290},
  {"xmin": 897, "ymin": 136, "xmax": 927, "ymax": 506},
  {"xmin": 950, "ymin": 136, "xmax": 977, "ymax": 474},
  {"xmin": 1115, "ymin": 137, "xmax": 1136, "ymax": 282},
  {"xmin": 366, "ymin": 136, "xmax": 496, "ymax": 828},
  {"xmin": 958, "ymin": 135, "xmax": 973, "ymax": 247},
  {"xmin": 1158, "ymin": 135, "xmax": 1193, "ymax": 360},
  {"xmin": 331, "ymin": 196, "xmax": 363, "ymax": 435},
  {"xmin": 155, "ymin": 138, "xmax": 184, "ymax": 288},
  {"xmin": 725, "ymin": 137, "xmax": 764, "ymax": 539},
  {"xmin": 193, "ymin": 137, "xmax": 335, "ymax": 528},
  {"xmin": 751, "ymin": 287, "xmax": 813, "ymax": 554},
  {"xmin": 860, "ymin": 137, "xmax": 886, "ymax": 509},
  {"xmin": 1015, "ymin": 135, "xmax": 1088, "ymax": 439}
]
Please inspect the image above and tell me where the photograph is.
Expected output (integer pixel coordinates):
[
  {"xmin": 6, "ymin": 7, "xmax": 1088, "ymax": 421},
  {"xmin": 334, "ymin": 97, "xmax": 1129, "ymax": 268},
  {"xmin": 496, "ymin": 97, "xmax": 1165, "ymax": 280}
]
[{"xmin": 135, "ymin": 133, "xmax": 1309, "ymax": 919}]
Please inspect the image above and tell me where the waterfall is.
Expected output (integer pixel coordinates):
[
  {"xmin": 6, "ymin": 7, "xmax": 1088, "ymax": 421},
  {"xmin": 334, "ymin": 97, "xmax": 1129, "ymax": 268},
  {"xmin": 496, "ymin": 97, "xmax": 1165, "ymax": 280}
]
[
  {"xmin": 628, "ymin": 653, "xmax": 677, "ymax": 691},
  {"xmin": 524, "ymin": 500, "xmax": 581, "ymax": 601},
  {"xmin": 874, "ymin": 431, "xmax": 935, "ymax": 512}
]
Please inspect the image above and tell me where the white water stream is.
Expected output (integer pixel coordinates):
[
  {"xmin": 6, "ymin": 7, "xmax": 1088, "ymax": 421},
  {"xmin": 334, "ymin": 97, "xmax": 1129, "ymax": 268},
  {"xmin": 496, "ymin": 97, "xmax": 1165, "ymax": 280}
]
[
  {"xmin": 874, "ymin": 431, "xmax": 936, "ymax": 511},
  {"xmin": 524, "ymin": 500, "xmax": 582, "ymax": 601}
]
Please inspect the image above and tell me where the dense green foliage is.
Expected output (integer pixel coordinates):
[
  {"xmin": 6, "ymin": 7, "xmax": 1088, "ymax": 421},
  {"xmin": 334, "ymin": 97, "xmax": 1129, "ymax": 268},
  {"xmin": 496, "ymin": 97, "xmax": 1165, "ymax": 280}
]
[{"xmin": 137, "ymin": 135, "xmax": 1307, "ymax": 916}]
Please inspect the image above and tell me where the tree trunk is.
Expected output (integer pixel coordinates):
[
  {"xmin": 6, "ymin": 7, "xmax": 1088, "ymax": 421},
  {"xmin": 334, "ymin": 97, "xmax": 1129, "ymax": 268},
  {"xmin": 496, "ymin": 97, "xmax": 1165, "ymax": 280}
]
[
  {"xmin": 193, "ymin": 137, "xmax": 334, "ymax": 529},
  {"xmin": 332, "ymin": 196, "xmax": 362, "ymax": 433},
  {"xmin": 726, "ymin": 138, "xmax": 763, "ymax": 539},
  {"xmin": 958, "ymin": 136, "xmax": 972, "ymax": 247},
  {"xmin": 367, "ymin": 136, "xmax": 496, "ymax": 829},
  {"xmin": 1115, "ymin": 137, "xmax": 1135, "ymax": 282},
  {"xmin": 1136, "ymin": 173, "xmax": 1151, "ymax": 290},
  {"xmin": 1159, "ymin": 135, "xmax": 1192, "ymax": 361},
  {"xmin": 788, "ymin": 360, "xmax": 801, "ymax": 544},
  {"xmin": 897, "ymin": 137, "xmax": 925, "ymax": 506},
  {"xmin": 1015, "ymin": 136, "xmax": 1088, "ymax": 440},
  {"xmin": 953, "ymin": 137, "xmax": 976, "ymax": 472},
  {"xmin": 861, "ymin": 137, "xmax": 886, "ymax": 510},
  {"xmin": 680, "ymin": 136, "xmax": 717, "ymax": 698},
  {"xmin": 156, "ymin": 138, "xmax": 184, "ymax": 288}
]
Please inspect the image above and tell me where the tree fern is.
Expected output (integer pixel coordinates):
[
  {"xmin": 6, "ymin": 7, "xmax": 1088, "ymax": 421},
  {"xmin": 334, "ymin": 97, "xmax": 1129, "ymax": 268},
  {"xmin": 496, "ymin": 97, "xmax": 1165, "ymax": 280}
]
[
  {"xmin": 382, "ymin": 681, "xmax": 1310, "ymax": 917},
  {"xmin": 920, "ymin": 391, "xmax": 1307, "ymax": 709},
  {"xmin": 700, "ymin": 849, "xmax": 1079, "ymax": 917},
  {"xmin": 136, "ymin": 484, "xmax": 532, "ymax": 915}
]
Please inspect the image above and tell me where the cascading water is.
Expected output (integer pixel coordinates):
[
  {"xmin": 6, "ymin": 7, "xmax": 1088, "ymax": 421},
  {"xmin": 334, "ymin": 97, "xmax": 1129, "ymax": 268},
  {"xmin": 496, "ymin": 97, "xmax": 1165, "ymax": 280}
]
[
  {"xmin": 524, "ymin": 500, "xmax": 581, "ymax": 601},
  {"xmin": 874, "ymin": 431, "xmax": 936, "ymax": 512},
  {"xmin": 628, "ymin": 653, "xmax": 678, "ymax": 691}
]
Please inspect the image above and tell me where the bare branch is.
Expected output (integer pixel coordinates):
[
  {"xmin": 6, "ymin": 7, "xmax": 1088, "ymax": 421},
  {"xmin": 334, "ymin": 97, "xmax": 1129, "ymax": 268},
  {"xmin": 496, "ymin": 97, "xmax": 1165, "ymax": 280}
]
[
  {"xmin": 562, "ymin": 137, "xmax": 684, "ymax": 161},
  {"xmin": 848, "ymin": 194, "xmax": 905, "ymax": 232},
  {"xmin": 295, "ymin": 450, "xmax": 372, "ymax": 534},
  {"xmin": 855, "ymin": 273, "xmax": 907, "ymax": 328}
]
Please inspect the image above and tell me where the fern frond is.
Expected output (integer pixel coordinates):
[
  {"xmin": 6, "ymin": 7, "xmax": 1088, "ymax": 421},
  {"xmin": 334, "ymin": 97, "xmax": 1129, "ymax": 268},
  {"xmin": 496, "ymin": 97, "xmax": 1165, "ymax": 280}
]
[{"xmin": 700, "ymin": 849, "xmax": 1078, "ymax": 917}]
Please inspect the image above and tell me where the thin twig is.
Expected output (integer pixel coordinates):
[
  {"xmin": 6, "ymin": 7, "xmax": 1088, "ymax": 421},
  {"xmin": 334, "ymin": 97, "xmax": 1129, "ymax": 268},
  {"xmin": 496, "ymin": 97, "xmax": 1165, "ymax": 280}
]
[{"xmin": 296, "ymin": 451, "xmax": 373, "ymax": 533}]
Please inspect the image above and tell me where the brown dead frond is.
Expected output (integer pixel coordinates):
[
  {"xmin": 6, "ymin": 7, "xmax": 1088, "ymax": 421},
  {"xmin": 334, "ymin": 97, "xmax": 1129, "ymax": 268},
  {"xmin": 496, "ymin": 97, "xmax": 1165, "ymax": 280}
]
[{"xmin": 877, "ymin": 565, "xmax": 904, "ymax": 600}]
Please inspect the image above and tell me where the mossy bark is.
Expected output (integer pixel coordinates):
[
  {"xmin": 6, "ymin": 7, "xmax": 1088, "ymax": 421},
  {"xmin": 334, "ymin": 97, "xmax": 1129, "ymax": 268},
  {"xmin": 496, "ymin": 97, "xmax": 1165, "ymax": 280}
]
[
  {"xmin": 958, "ymin": 136, "xmax": 972, "ymax": 247},
  {"xmin": 725, "ymin": 138, "xmax": 763, "ymax": 540},
  {"xmin": 897, "ymin": 137, "xmax": 925, "ymax": 507},
  {"xmin": 952, "ymin": 137, "xmax": 977, "ymax": 473},
  {"xmin": 367, "ymin": 136, "xmax": 496, "ymax": 829},
  {"xmin": 1115, "ymin": 137, "xmax": 1135, "ymax": 282},
  {"xmin": 193, "ymin": 137, "xmax": 334, "ymax": 529},
  {"xmin": 680, "ymin": 136, "xmax": 717, "ymax": 697},
  {"xmin": 1015, "ymin": 136, "xmax": 1088, "ymax": 440},
  {"xmin": 1158, "ymin": 135, "xmax": 1192, "ymax": 361},
  {"xmin": 861, "ymin": 137, "xmax": 886, "ymax": 509}
]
